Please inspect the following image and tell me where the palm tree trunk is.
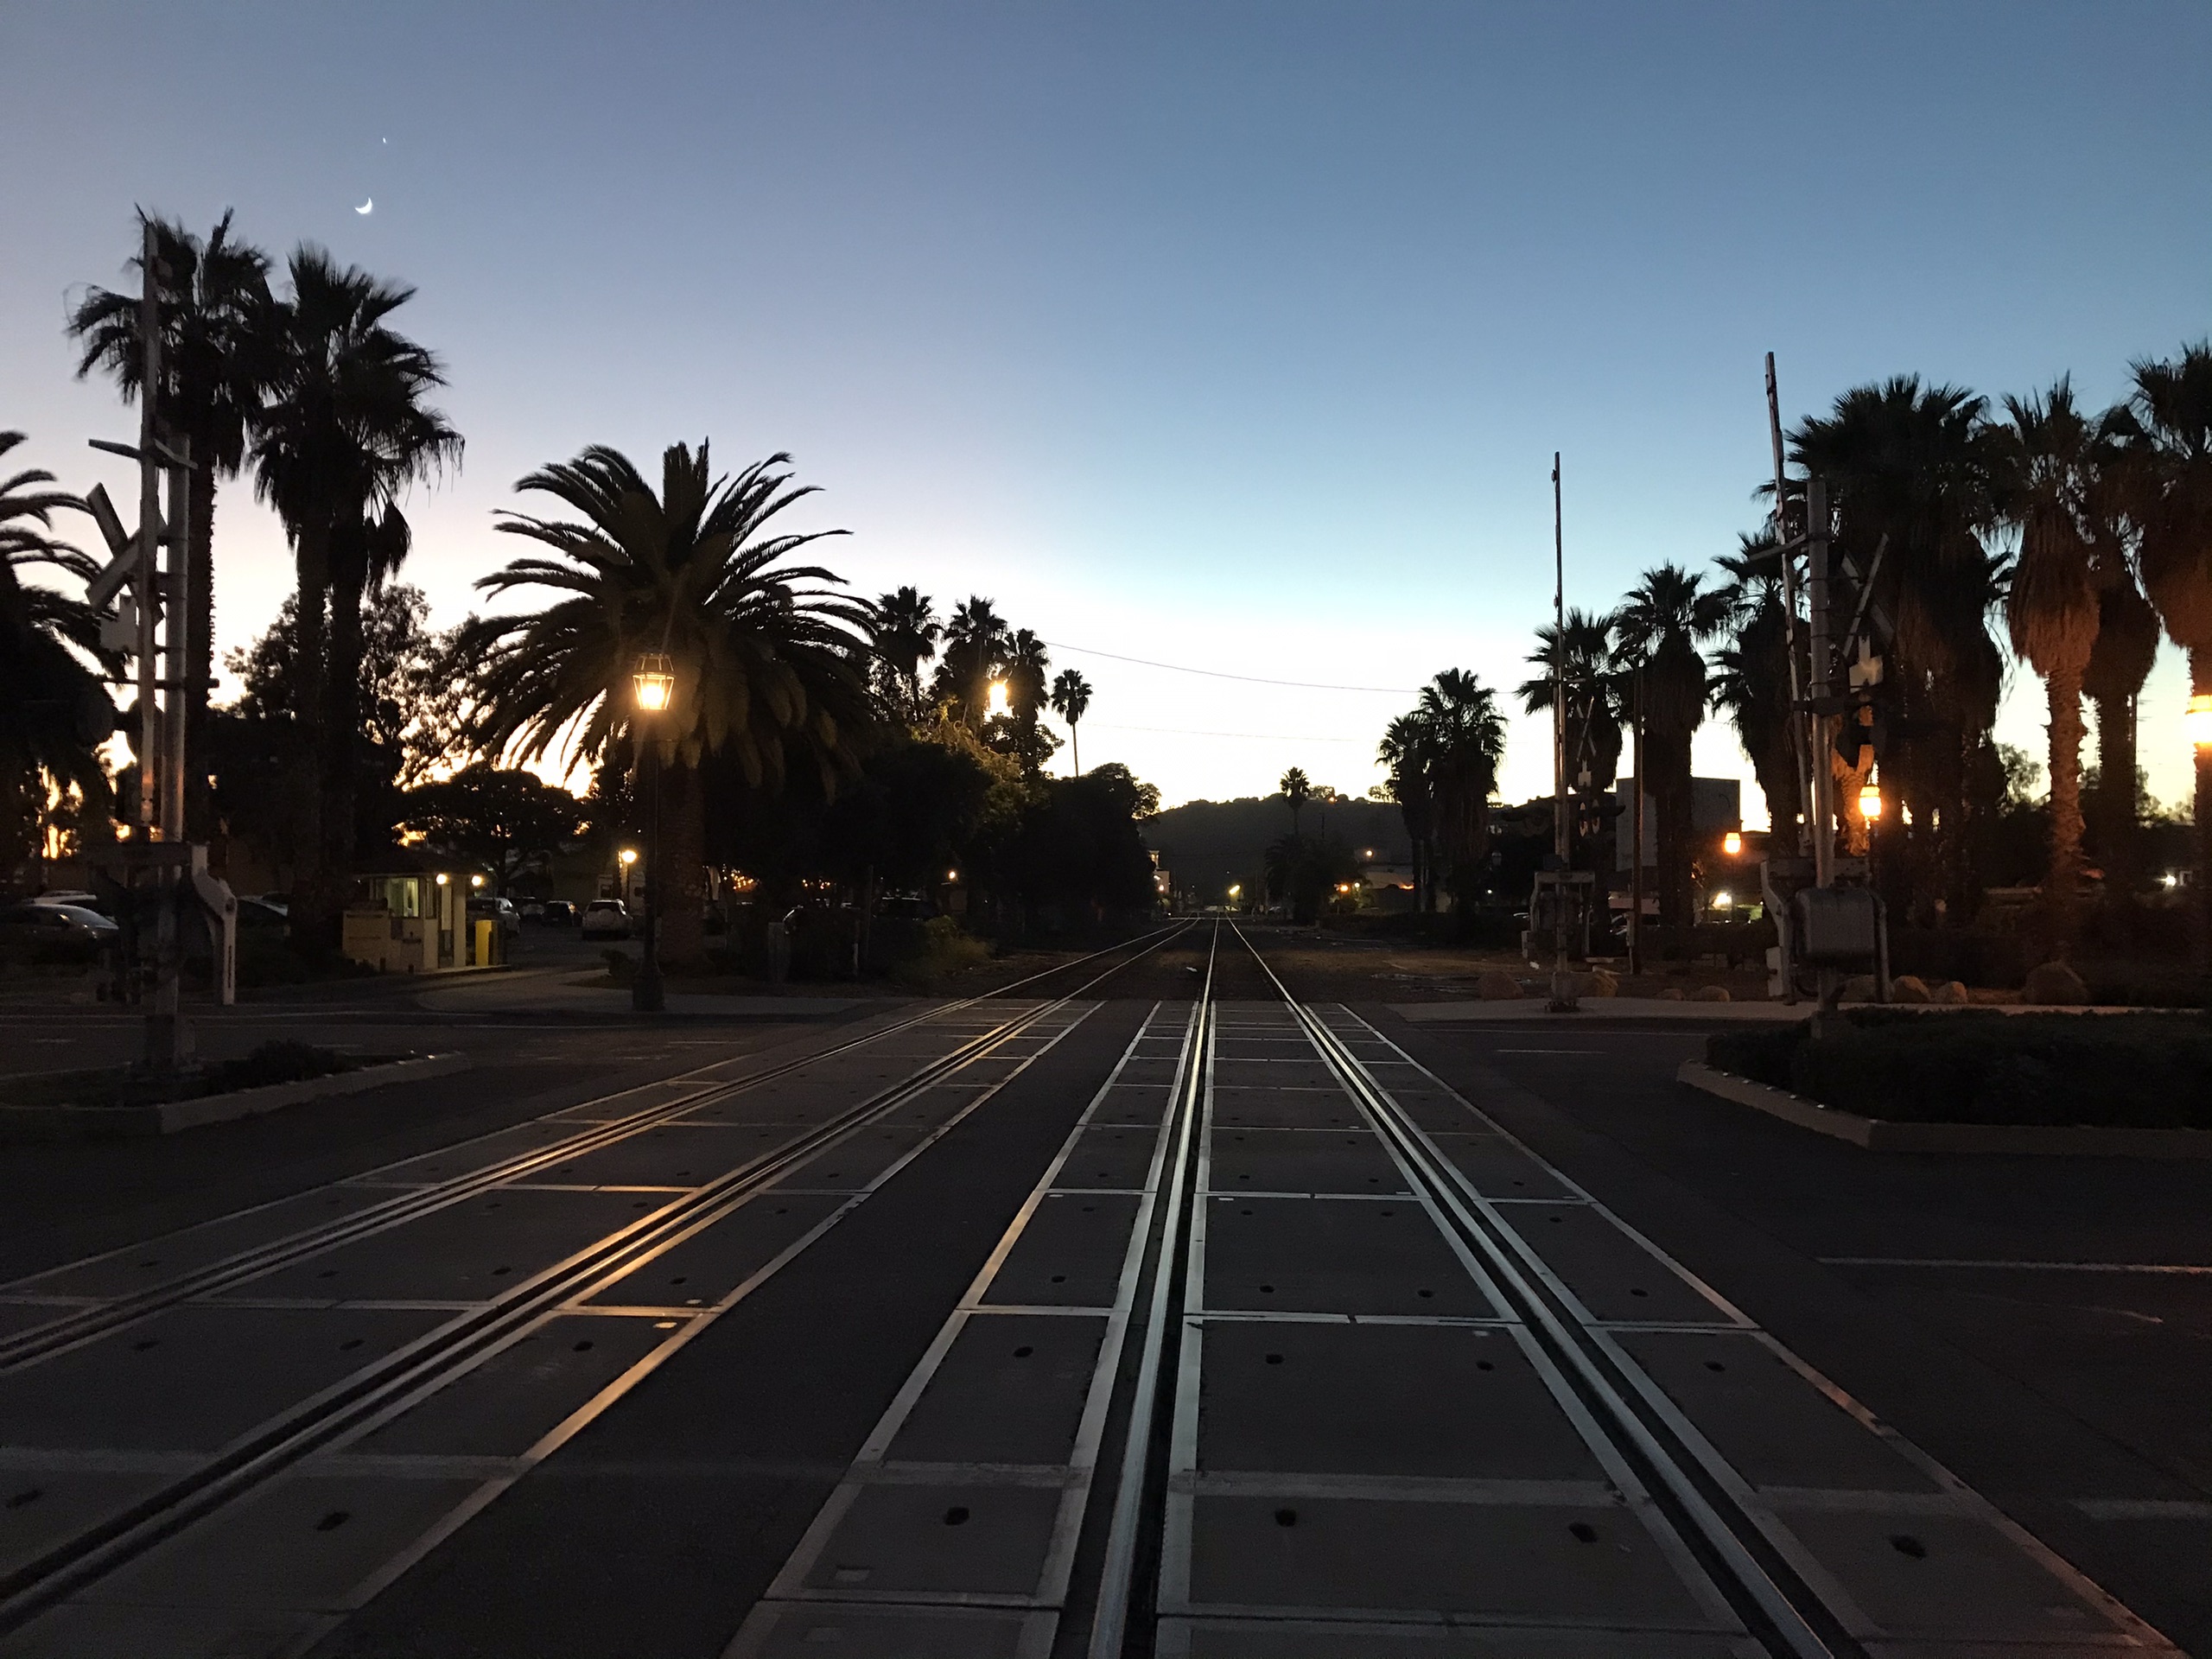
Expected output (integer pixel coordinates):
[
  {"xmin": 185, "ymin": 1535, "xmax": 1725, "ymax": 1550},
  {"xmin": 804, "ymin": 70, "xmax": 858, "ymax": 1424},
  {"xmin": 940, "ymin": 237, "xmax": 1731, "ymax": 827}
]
[
  {"xmin": 1649, "ymin": 731, "xmax": 1693, "ymax": 936},
  {"xmin": 289, "ymin": 526, "xmax": 330, "ymax": 951},
  {"xmin": 2044, "ymin": 663, "xmax": 2086, "ymax": 954},
  {"xmin": 2089, "ymin": 693, "xmax": 2133, "ymax": 893},
  {"xmin": 309, "ymin": 551, "xmax": 366, "ymax": 958},
  {"xmin": 660, "ymin": 757, "xmax": 708, "ymax": 968}
]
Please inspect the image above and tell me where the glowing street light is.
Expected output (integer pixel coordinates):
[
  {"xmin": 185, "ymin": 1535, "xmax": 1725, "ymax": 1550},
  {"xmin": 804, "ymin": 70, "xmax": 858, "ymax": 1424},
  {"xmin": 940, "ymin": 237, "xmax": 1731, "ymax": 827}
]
[
  {"xmin": 470, "ymin": 873, "xmax": 485, "ymax": 889},
  {"xmin": 632, "ymin": 652, "xmax": 675, "ymax": 714},
  {"xmin": 2189, "ymin": 692, "xmax": 2212, "ymax": 750},
  {"xmin": 619, "ymin": 849, "xmax": 638, "ymax": 868},
  {"xmin": 1859, "ymin": 779, "xmax": 1884, "ymax": 820},
  {"xmin": 1722, "ymin": 830, "xmax": 1742, "ymax": 857},
  {"xmin": 1712, "ymin": 890, "xmax": 1732, "ymax": 910}
]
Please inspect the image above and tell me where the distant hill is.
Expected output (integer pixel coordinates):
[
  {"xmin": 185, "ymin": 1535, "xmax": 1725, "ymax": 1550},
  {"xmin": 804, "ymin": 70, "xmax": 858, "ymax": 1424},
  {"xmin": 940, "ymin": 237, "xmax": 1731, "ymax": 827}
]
[{"xmin": 1143, "ymin": 794, "xmax": 1412, "ymax": 903}]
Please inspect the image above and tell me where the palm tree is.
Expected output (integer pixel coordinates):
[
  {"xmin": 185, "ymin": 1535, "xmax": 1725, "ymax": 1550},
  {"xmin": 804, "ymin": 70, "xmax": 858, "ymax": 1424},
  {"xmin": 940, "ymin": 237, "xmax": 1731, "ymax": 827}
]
[
  {"xmin": 1995, "ymin": 379, "xmax": 2110, "ymax": 950},
  {"xmin": 1517, "ymin": 607, "xmax": 1624, "ymax": 794},
  {"xmin": 461, "ymin": 442, "xmax": 873, "ymax": 965},
  {"xmin": 68, "ymin": 211, "xmax": 272, "ymax": 841},
  {"xmin": 1709, "ymin": 531, "xmax": 1803, "ymax": 841},
  {"xmin": 873, "ymin": 586, "xmax": 940, "ymax": 723},
  {"xmin": 2082, "ymin": 575, "xmax": 2160, "ymax": 892},
  {"xmin": 2123, "ymin": 342, "xmax": 2212, "ymax": 965},
  {"xmin": 1377, "ymin": 711, "xmax": 1438, "ymax": 911},
  {"xmin": 1611, "ymin": 563, "xmax": 1729, "ymax": 933},
  {"xmin": 933, "ymin": 596, "xmax": 1007, "ymax": 727},
  {"xmin": 1050, "ymin": 668, "xmax": 1093, "ymax": 773},
  {"xmin": 249, "ymin": 247, "xmax": 460, "ymax": 950},
  {"xmin": 1411, "ymin": 671, "xmax": 1506, "ymax": 905},
  {"xmin": 1279, "ymin": 766, "xmax": 1313, "ymax": 839},
  {"xmin": 1789, "ymin": 377, "xmax": 2004, "ymax": 923},
  {"xmin": 1, "ymin": 434, "xmax": 111, "ymax": 874}
]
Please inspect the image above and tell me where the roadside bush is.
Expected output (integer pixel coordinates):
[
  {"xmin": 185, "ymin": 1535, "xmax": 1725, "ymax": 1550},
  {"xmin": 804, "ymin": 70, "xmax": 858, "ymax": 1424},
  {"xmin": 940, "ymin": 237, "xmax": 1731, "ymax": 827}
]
[
  {"xmin": 1706, "ymin": 1011, "xmax": 2212, "ymax": 1128},
  {"xmin": 891, "ymin": 916, "xmax": 992, "ymax": 992},
  {"xmin": 202, "ymin": 1041, "xmax": 358, "ymax": 1093}
]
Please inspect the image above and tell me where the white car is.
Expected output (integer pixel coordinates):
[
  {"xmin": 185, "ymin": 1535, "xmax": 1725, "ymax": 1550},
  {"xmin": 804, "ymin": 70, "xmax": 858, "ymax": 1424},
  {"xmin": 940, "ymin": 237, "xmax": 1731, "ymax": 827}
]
[{"xmin": 581, "ymin": 899, "xmax": 632, "ymax": 939}]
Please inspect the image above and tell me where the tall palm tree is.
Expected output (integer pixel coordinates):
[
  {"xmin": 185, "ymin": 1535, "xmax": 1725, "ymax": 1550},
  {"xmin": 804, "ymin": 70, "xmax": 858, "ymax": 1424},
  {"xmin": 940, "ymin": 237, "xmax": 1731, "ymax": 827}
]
[
  {"xmin": 1377, "ymin": 712, "xmax": 1438, "ymax": 911},
  {"xmin": 1050, "ymin": 668, "xmax": 1092, "ymax": 773},
  {"xmin": 461, "ymin": 442, "xmax": 873, "ymax": 964},
  {"xmin": 1517, "ymin": 607, "xmax": 1624, "ymax": 793},
  {"xmin": 1279, "ymin": 766, "xmax": 1312, "ymax": 839},
  {"xmin": 2, "ymin": 435, "xmax": 111, "ymax": 873},
  {"xmin": 249, "ymin": 247, "xmax": 460, "ymax": 950},
  {"xmin": 872, "ymin": 585, "xmax": 940, "ymax": 723},
  {"xmin": 2123, "ymin": 342, "xmax": 2212, "ymax": 965},
  {"xmin": 1995, "ymin": 380, "xmax": 2111, "ymax": 950},
  {"xmin": 1611, "ymin": 563, "xmax": 1729, "ymax": 933},
  {"xmin": 68, "ymin": 211, "xmax": 272, "ymax": 841},
  {"xmin": 1789, "ymin": 377, "xmax": 2004, "ymax": 923},
  {"xmin": 1708, "ymin": 531, "xmax": 1803, "ymax": 840},
  {"xmin": 1411, "ymin": 671, "xmax": 1506, "ymax": 904},
  {"xmin": 933, "ymin": 596, "xmax": 1007, "ymax": 727}
]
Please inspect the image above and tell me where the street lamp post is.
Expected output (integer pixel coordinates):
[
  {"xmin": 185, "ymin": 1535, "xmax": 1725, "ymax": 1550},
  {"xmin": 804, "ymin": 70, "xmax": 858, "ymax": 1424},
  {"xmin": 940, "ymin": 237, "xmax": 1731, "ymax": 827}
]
[{"xmin": 632, "ymin": 652, "xmax": 675, "ymax": 1014}]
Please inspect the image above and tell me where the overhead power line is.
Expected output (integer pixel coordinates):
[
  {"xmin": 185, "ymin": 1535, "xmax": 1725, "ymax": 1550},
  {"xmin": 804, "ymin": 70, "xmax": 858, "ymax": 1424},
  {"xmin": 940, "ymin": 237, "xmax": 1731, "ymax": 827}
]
[
  {"xmin": 1090, "ymin": 723, "xmax": 1375, "ymax": 746},
  {"xmin": 1043, "ymin": 641, "xmax": 1418, "ymax": 696}
]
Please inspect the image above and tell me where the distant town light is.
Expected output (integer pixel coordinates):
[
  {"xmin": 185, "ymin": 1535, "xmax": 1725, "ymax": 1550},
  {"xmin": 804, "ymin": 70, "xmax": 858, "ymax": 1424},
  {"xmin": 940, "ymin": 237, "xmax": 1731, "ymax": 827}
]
[
  {"xmin": 619, "ymin": 849, "xmax": 639, "ymax": 867},
  {"xmin": 470, "ymin": 874, "xmax": 485, "ymax": 888},
  {"xmin": 1722, "ymin": 830, "xmax": 1742, "ymax": 856},
  {"xmin": 1712, "ymin": 890, "xmax": 1732, "ymax": 910},
  {"xmin": 2189, "ymin": 692, "xmax": 2212, "ymax": 750},
  {"xmin": 2164, "ymin": 872, "xmax": 2181, "ymax": 890},
  {"xmin": 946, "ymin": 868, "xmax": 959, "ymax": 882},
  {"xmin": 632, "ymin": 652, "xmax": 676, "ymax": 714},
  {"xmin": 435, "ymin": 873, "xmax": 448, "ymax": 886}
]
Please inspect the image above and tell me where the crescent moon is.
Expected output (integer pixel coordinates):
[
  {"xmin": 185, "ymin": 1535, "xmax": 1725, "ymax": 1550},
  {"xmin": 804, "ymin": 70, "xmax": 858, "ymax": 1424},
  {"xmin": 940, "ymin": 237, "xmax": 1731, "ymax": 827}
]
[{"xmin": 355, "ymin": 197, "xmax": 373, "ymax": 215}]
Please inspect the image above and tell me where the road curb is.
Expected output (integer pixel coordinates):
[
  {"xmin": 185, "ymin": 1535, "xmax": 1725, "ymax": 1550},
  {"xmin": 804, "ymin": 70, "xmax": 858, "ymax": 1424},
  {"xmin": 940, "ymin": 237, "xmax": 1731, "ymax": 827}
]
[
  {"xmin": 1675, "ymin": 1059, "xmax": 2212, "ymax": 1159},
  {"xmin": 0, "ymin": 1052, "xmax": 473, "ymax": 1141}
]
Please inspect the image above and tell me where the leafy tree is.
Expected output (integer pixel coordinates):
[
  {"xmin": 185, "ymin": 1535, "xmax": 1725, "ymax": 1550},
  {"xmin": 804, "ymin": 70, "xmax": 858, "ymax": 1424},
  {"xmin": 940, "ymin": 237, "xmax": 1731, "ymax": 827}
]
[
  {"xmin": 1050, "ymin": 668, "xmax": 1093, "ymax": 773},
  {"xmin": 460, "ymin": 442, "xmax": 874, "ymax": 965},
  {"xmin": 248, "ymin": 246, "xmax": 461, "ymax": 950},
  {"xmin": 1, "ymin": 434, "xmax": 111, "ymax": 880},
  {"xmin": 68, "ymin": 210, "xmax": 273, "ymax": 839},
  {"xmin": 399, "ymin": 764, "xmax": 588, "ymax": 893}
]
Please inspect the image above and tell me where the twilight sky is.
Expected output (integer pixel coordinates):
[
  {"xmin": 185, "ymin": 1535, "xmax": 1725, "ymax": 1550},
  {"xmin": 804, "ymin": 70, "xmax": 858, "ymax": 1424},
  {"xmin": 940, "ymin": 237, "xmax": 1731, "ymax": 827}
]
[{"xmin": 5, "ymin": 2, "xmax": 2209, "ymax": 815}]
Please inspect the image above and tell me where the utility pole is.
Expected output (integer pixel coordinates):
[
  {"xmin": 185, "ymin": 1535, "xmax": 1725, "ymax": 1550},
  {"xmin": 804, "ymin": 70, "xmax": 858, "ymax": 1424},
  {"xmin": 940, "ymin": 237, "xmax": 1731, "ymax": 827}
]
[
  {"xmin": 1805, "ymin": 476, "xmax": 1835, "ymax": 893},
  {"xmin": 1765, "ymin": 353, "xmax": 1810, "ymax": 855},
  {"xmin": 1630, "ymin": 664, "xmax": 1645, "ymax": 978}
]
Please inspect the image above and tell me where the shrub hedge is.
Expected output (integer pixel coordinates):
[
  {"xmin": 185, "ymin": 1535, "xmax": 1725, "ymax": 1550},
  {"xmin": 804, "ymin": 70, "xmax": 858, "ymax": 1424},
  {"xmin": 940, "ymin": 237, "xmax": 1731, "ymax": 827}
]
[{"xmin": 1706, "ymin": 1010, "xmax": 2212, "ymax": 1129}]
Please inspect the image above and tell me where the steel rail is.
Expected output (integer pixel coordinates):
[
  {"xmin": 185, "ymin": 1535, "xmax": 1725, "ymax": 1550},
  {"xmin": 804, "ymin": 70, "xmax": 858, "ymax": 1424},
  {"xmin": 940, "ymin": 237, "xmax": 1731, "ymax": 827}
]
[
  {"xmin": 0, "ymin": 922, "xmax": 1193, "ymax": 1372},
  {"xmin": 1086, "ymin": 922, "xmax": 1216, "ymax": 1656},
  {"xmin": 1230, "ymin": 924, "xmax": 1849, "ymax": 1659},
  {"xmin": 0, "ymin": 926, "xmax": 1192, "ymax": 1637}
]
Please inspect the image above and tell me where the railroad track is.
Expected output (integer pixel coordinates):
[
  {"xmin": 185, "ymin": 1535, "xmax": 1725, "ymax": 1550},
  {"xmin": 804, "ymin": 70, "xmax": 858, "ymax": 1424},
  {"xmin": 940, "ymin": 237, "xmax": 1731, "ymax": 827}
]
[
  {"xmin": 737, "ymin": 919, "xmax": 2174, "ymax": 1657},
  {"xmin": 0, "ymin": 921, "xmax": 1192, "ymax": 1639}
]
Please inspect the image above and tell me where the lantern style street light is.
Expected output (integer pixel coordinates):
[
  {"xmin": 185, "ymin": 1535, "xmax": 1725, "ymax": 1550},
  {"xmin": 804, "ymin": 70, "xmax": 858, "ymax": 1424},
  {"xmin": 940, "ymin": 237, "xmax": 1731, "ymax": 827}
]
[
  {"xmin": 1859, "ymin": 777, "xmax": 1884, "ymax": 820},
  {"xmin": 631, "ymin": 652, "xmax": 675, "ymax": 1013},
  {"xmin": 1722, "ymin": 830, "xmax": 1743, "ymax": 857}
]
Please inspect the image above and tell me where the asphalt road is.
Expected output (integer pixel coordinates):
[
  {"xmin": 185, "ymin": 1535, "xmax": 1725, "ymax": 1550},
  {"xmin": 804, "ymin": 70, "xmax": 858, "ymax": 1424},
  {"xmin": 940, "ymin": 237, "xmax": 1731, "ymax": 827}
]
[{"xmin": 0, "ymin": 922, "xmax": 2202, "ymax": 1656}]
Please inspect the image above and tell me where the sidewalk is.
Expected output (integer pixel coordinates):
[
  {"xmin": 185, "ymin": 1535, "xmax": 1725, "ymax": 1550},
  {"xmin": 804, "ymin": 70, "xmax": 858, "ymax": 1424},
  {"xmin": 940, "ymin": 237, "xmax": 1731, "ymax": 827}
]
[{"xmin": 412, "ymin": 967, "xmax": 874, "ymax": 1018}]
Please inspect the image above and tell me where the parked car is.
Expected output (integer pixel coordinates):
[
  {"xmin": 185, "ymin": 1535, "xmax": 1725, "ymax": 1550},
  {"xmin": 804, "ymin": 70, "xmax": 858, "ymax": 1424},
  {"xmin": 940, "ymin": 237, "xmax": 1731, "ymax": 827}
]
[
  {"xmin": 0, "ymin": 901, "xmax": 120, "ymax": 961},
  {"xmin": 234, "ymin": 897, "xmax": 289, "ymax": 933},
  {"xmin": 518, "ymin": 899, "xmax": 545, "ymax": 920},
  {"xmin": 581, "ymin": 899, "xmax": 632, "ymax": 939},
  {"xmin": 540, "ymin": 899, "xmax": 577, "ymax": 925},
  {"xmin": 30, "ymin": 889, "xmax": 105, "ymax": 913},
  {"xmin": 467, "ymin": 895, "xmax": 522, "ymax": 941},
  {"xmin": 256, "ymin": 892, "xmax": 290, "ymax": 916}
]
